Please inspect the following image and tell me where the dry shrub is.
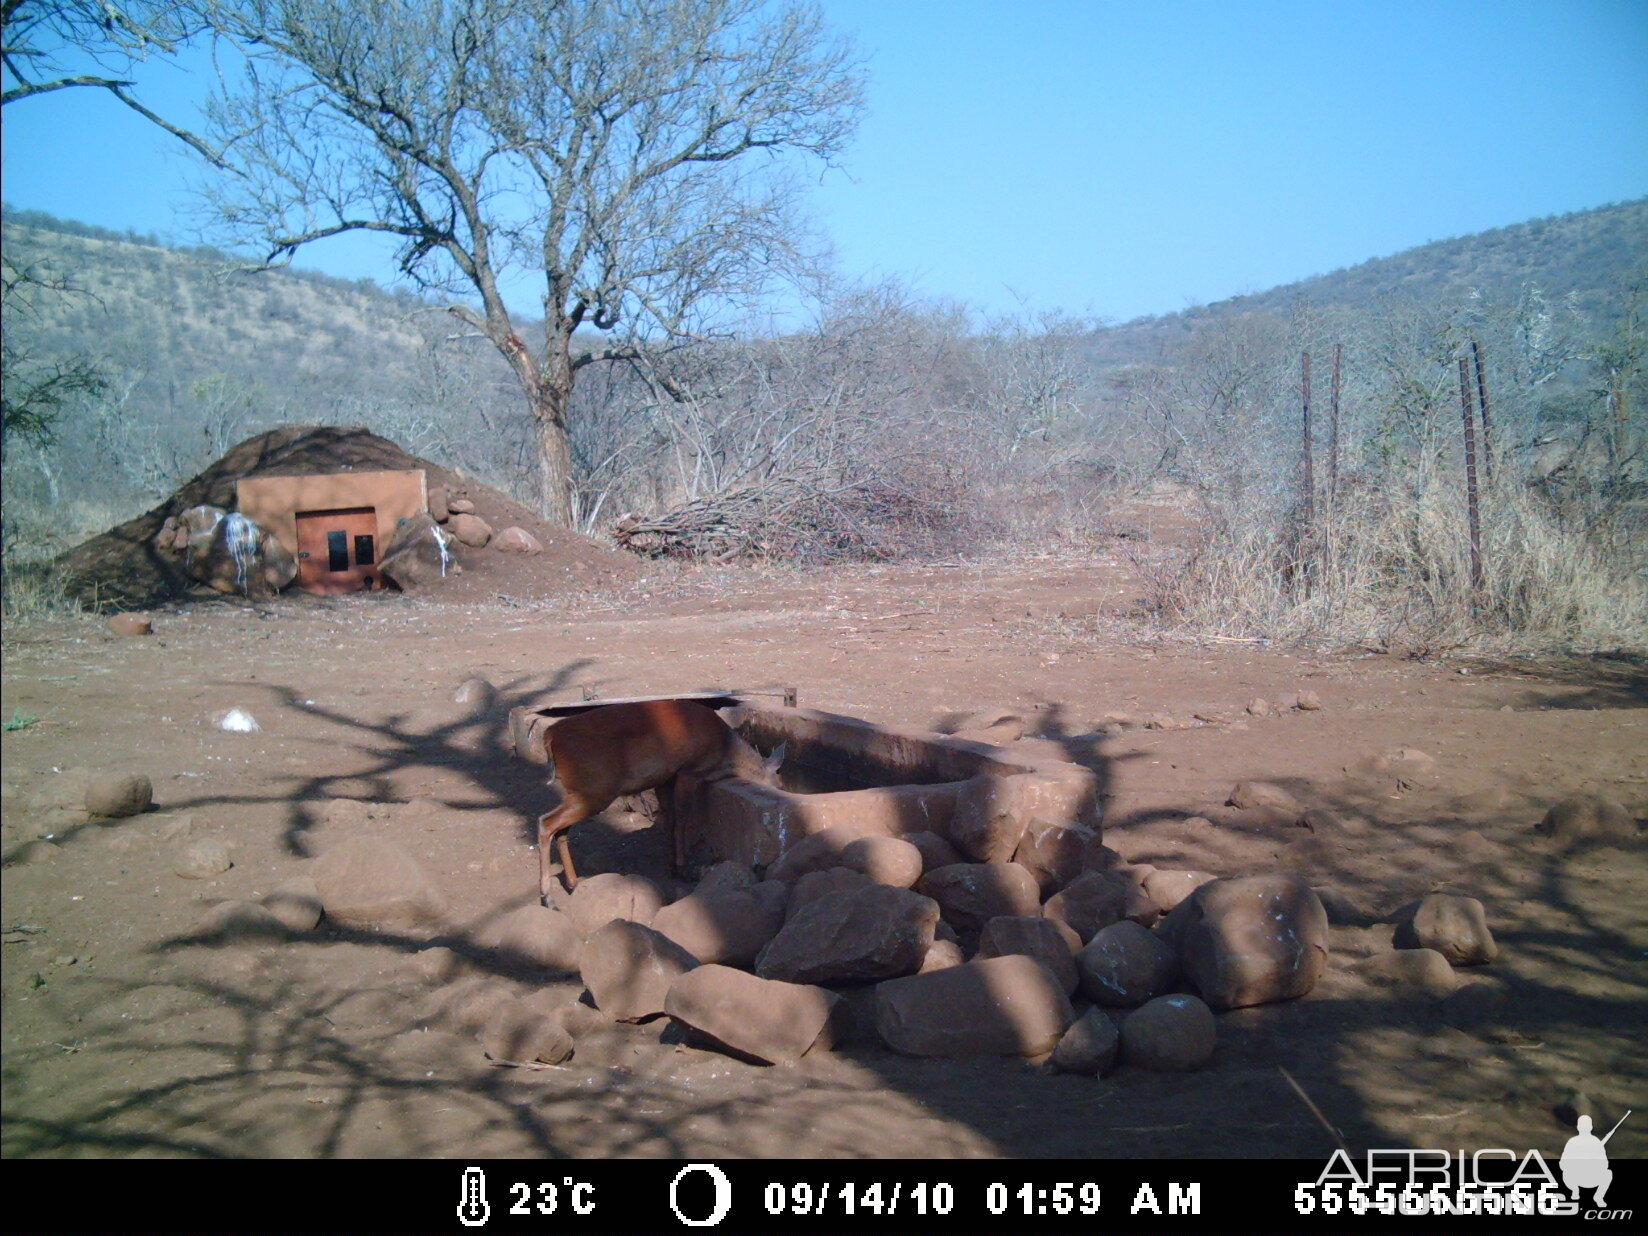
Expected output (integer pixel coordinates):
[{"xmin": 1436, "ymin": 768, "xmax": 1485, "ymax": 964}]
[{"xmin": 1133, "ymin": 463, "xmax": 1648, "ymax": 651}]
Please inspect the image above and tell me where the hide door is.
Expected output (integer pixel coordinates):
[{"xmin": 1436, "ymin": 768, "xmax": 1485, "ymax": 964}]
[{"xmin": 294, "ymin": 507, "xmax": 382, "ymax": 594}]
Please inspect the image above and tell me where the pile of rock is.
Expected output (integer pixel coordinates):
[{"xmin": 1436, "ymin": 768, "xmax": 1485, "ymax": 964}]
[{"xmin": 425, "ymin": 484, "xmax": 542, "ymax": 557}]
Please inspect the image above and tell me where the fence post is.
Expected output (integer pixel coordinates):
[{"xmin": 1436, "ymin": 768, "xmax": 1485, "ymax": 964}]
[
  {"xmin": 1457, "ymin": 357, "xmax": 1485, "ymax": 601},
  {"xmin": 1470, "ymin": 340, "xmax": 1494, "ymax": 485}
]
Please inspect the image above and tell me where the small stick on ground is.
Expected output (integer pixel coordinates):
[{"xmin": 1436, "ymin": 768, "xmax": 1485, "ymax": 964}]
[{"xmin": 1280, "ymin": 1066, "xmax": 1350, "ymax": 1155}]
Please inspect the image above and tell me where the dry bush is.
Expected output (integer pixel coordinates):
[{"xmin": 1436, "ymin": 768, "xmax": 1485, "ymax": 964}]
[{"xmin": 1132, "ymin": 463, "xmax": 1648, "ymax": 651}]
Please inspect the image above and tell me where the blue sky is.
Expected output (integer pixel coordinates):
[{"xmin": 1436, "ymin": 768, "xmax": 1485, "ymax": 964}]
[{"xmin": 3, "ymin": 0, "xmax": 1645, "ymax": 324}]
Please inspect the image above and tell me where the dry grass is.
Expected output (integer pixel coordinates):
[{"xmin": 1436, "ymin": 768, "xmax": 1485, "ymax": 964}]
[{"xmin": 1128, "ymin": 465, "xmax": 1648, "ymax": 653}]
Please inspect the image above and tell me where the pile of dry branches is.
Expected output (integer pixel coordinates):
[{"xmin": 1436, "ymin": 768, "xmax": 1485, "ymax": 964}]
[{"xmin": 612, "ymin": 471, "xmax": 970, "ymax": 564}]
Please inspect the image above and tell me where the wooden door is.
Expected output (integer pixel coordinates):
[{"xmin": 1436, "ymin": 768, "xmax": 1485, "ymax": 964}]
[{"xmin": 294, "ymin": 507, "xmax": 382, "ymax": 594}]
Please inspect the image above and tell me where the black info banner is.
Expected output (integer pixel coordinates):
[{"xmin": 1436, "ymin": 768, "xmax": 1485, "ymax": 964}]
[{"xmin": 13, "ymin": 1155, "xmax": 1642, "ymax": 1234}]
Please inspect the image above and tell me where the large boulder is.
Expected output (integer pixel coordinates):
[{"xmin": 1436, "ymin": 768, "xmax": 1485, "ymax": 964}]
[
  {"xmin": 839, "ymin": 835, "xmax": 924, "ymax": 888},
  {"xmin": 946, "ymin": 774, "xmax": 1034, "ymax": 863},
  {"xmin": 1012, "ymin": 817, "xmax": 1103, "ymax": 895},
  {"xmin": 915, "ymin": 862, "xmax": 1042, "ymax": 935},
  {"xmin": 977, "ymin": 915, "xmax": 1081, "ymax": 995},
  {"xmin": 481, "ymin": 905, "xmax": 583, "ymax": 973},
  {"xmin": 1537, "ymin": 794, "xmax": 1637, "ymax": 848},
  {"xmin": 874, "ymin": 954, "xmax": 1074, "ymax": 1058},
  {"xmin": 665, "ymin": 965, "xmax": 841, "ymax": 1064},
  {"xmin": 765, "ymin": 824, "xmax": 871, "ymax": 884},
  {"xmin": 310, "ymin": 836, "xmax": 448, "ymax": 929},
  {"xmin": 85, "ymin": 772, "xmax": 152, "ymax": 819},
  {"xmin": 1165, "ymin": 874, "xmax": 1329, "ymax": 1010},
  {"xmin": 1050, "ymin": 1007, "xmax": 1121, "ymax": 1076},
  {"xmin": 1393, "ymin": 894, "xmax": 1497, "ymax": 966},
  {"xmin": 755, "ymin": 883, "xmax": 938, "ymax": 985},
  {"xmin": 1076, "ymin": 919, "xmax": 1180, "ymax": 1008},
  {"xmin": 161, "ymin": 506, "xmax": 296, "ymax": 598},
  {"xmin": 650, "ymin": 887, "xmax": 785, "ymax": 967},
  {"xmin": 1043, "ymin": 870, "xmax": 1153, "ymax": 942},
  {"xmin": 564, "ymin": 872, "xmax": 666, "ymax": 937},
  {"xmin": 579, "ymin": 919, "xmax": 698, "ymax": 1021},
  {"xmin": 447, "ymin": 512, "xmax": 494, "ymax": 548},
  {"xmin": 1118, "ymin": 994, "xmax": 1217, "ymax": 1071},
  {"xmin": 492, "ymin": 526, "xmax": 542, "ymax": 554},
  {"xmin": 379, "ymin": 512, "xmax": 459, "ymax": 592}
]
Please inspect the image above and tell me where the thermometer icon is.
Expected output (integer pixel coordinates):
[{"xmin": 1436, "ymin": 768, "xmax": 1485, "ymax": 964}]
[{"xmin": 457, "ymin": 1165, "xmax": 491, "ymax": 1227}]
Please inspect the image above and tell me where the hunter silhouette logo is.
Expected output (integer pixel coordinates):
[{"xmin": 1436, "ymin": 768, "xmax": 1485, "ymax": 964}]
[{"xmin": 1560, "ymin": 1111, "xmax": 1630, "ymax": 1211}]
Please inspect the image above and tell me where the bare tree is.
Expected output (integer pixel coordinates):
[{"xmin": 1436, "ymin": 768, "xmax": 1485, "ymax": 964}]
[
  {"xmin": 1, "ymin": 0, "xmax": 224, "ymax": 163},
  {"xmin": 195, "ymin": 0, "xmax": 864, "ymax": 524}
]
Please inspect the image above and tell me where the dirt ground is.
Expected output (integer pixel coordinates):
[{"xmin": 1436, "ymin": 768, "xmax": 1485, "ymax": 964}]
[{"xmin": 3, "ymin": 509, "xmax": 1645, "ymax": 1162}]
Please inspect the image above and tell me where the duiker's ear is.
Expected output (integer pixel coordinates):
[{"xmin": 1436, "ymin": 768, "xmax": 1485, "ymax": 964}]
[{"xmin": 765, "ymin": 742, "xmax": 787, "ymax": 774}]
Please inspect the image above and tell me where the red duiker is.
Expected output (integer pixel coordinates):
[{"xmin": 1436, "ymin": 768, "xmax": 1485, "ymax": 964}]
[{"xmin": 535, "ymin": 700, "xmax": 784, "ymax": 898}]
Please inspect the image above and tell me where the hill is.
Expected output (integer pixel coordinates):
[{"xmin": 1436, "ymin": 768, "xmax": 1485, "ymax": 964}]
[{"xmin": 1084, "ymin": 198, "xmax": 1648, "ymax": 367}]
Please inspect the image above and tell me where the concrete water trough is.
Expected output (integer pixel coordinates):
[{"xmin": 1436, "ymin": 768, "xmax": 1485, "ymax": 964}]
[{"xmin": 508, "ymin": 692, "xmax": 1105, "ymax": 881}]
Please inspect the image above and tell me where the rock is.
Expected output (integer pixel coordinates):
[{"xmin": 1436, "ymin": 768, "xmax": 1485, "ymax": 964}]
[
  {"xmin": 493, "ymin": 526, "xmax": 542, "ymax": 555},
  {"xmin": 785, "ymin": 868, "xmax": 873, "ymax": 919},
  {"xmin": 1050, "ymin": 1007, "xmax": 1120, "ymax": 1076},
  {"xmin": 480, "ymin": 998, "xmax": 575, "ymax": 1066},
  {"xmin": 1143, "ymin": 713, "xmax": 1179, "ymax": 731},
  {"xmin": 1394, "ymin": 894, "xmax": 1497, "ymax": 966},
  {"xmin": 1245, "ymin": 698, "xmax": 1271, "ymax": 717},
  {"xmin": 1361, "ymin": 748, "xmax": 1438, "ymax": 780},
  {"xmin": 261, "ymin": 876, "xmax": 324, "ymax": 931},
  {"xmin": 451, "ymin": 677, "xmax": 495, "ymax": 708},
  {"xmin": 564, "ymin": 872, "xmax": 666, "ymax": 937},
  {"xmin": 978, "ymin": 915, "xmax": 1081, "ymax": 995},
  {"xmin": 579, "ymin": 919, "xmax": 699, "ymax": 1022},
  {"xmin": 665, "ymin": 965, "xmax": 841, "ymax": 1064},
  {"xmin": 1296, "ymin": 690, "xmax": 1323, "ymax": 711},
  {"xmin": 1167, "ymin": 875, "xmax": 1329, "ymax": 1010},
  {"xmin": 651, "ymin": 888, "xmax": 785, "ymax": 967},
  {"xmin": 552, "ymin": 1001, "xmax": 612, "ymax": 1040},
  {"xmin": 379, "ymin": 512, "xmax": 458, "ymax": 592},
  {"xmin": 6, "ymin": 839, "xmax": 60, "ymax": 866},
  {"xmin": 1076, "ymin": 920, "xmax": 1180, "ymax": 1008},
  {"xmin": 920, "ymin": 938, "xmax": 967, "ymax": 972},
  {"xmin": 171, "ymin": 507, "xmax": 296, "ymax": 598},
  {"xmin": 695, "ymin": 861, "xmax": 757, "ymax": 894},
  {"xmin": 916, "ymin": 862, "xmax": 1042, "ymax": 935},
  {"xmin": 755, "ymin": 883, "xmax": 938, "ymax": 985},
  {"xmin": 215, "ymin": 708, "xmax": 261, "ymax": 733},
  {"xmin": 955, "ymin": 709, "xmax": 1026, "ymax": 741},
  {"xmin": 1142, "ymin": 869, "xmax": 1216, "ymax": 914},
  {"xmin": 447, "ymin": 497, "xmax": 476, "ymax": 514},
  {"xmin": 1012, "ymin": 817, "xmax": 1103, "ymax": 895},
  {"xmin": 427, "ymin": 486, "xmax": 450, "ymax": 522},
  {"xmin": 1352, "ymin": 949, "xmax": 1458, "ymax": 999},
  {"xmin": 1226, "ymin": 781, "xmax": 1301, "ymax": 816},
  {"xmin": 447, "ymin": 512, "xmax": 493, "ymax": 548},
  {"xmin": 174, "ymin": 838, "xmax": 233, "ymax": 880},
  {"xmin": 197, "ymin": 900, "xmax": 285, "ymax": 938},
  {"xmin": 765, "ymin": 824, "xmax": 866, "ymax": 884},
  {"xmin": 107, "ymin": 612, "xmax": 152, "ymax": 637},
  {"xmin": 875, "ymin": 954, "xmax": 1074, "ymax": 1058},
  {"xmin": 309, "ymin": 836, "xmax": 448, "ymax": 929},
  {"xmin": 85, "ymin": 772, "xmax": 152, "ymax": 819},
  {"xmin": 1118, "ymin": 994, "xmax": 1217, "ymax": 1071},
  {"xmin": 838, "ymin": 835, "xmax": 924, "ymax": 888},
  {"xmin": 1043, "ymin": 870, "xmax": 1153, "ymax": 941},
  {"xmin": 946, "ymin": 774, "xmax": 1034, "ymax": 863},
  {"xmin": 1537, "ymin": 794, "xmax": 1636, "ymax": 847},
  {"xmin": 903, "ymin": 831, "xmax": 965, "ymax": 873},
  {"xmin": 483, "ymin": 905, "xmax": 583, "ymax": 972}
]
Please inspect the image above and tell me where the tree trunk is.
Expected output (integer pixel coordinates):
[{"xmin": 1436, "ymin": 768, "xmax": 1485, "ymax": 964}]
[{"xmin": 531, "ymin": 375, "xmax": 576, "ymax": 528}]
